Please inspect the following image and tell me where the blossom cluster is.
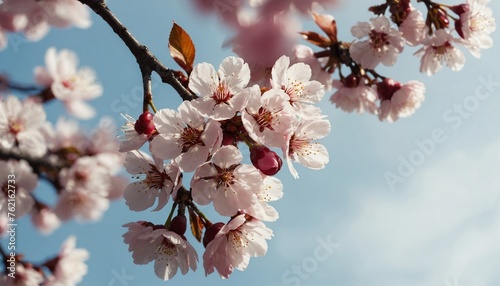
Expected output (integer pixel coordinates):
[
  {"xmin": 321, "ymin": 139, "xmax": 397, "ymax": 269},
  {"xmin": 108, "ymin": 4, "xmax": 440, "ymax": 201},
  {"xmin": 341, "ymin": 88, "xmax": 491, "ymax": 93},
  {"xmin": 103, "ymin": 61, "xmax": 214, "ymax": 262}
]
[
  {"xmin": 0, "ymin": 46, "xmax": 120, "ymax": 283},
  {"xmin": 120, "ymin": 55, "xmax": 331, "ymax": 279},
  {"xmin": 0, "ymin": 0, "xmax": 91, "ymax": 50},
  {"xmin": 0, "ymin": 47, "xmax": 124, "ymax": 234},
  {"xmin": 325, "ymin": 0, "xmax": 494, "ymax": 121},
  {"xmin": 192, "ymin": 0, "xmax": 495, "ymax": 122},
  {"xmin": 0, "ymin": 236, "xmax": 89, "ymax": 285},
  {"xmin": 0, "ymin": 0, "xmax": 495, "ymax": 284}
]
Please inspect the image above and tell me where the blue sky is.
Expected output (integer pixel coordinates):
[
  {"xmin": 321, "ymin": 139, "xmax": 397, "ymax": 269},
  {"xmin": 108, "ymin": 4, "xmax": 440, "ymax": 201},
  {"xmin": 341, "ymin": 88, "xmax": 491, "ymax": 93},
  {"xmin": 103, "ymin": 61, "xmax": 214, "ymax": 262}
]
[{"xmin": 1, "ymin": 1, "xmax": 500, "ymax": 285}]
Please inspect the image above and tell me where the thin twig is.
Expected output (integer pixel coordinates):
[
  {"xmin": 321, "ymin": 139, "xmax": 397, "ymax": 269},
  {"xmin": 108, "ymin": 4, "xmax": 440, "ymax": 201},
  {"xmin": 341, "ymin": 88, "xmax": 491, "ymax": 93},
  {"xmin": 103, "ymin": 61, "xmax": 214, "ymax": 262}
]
[
  {"xmin": 0, "ymin": 76, "xmax": 41, "ymax": 93},
  {"xmin": 142, "ymin": 69, "xmax": 152, "ymax": 112},
  {"xmin": 0, "ymin": 148, "xmax": 64, "ymax": 170},
  {"xmin": 78, "ymin": 0, "xmax": 197, "ymax": 101}
]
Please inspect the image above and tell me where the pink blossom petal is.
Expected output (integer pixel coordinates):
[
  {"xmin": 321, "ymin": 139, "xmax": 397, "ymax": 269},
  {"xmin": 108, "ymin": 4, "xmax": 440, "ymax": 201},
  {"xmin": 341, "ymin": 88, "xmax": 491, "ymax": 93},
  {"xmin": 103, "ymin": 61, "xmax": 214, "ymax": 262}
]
[
  {"xmin": 211, "ymin": 145, "xmax": 242, "ymax": 168},
  {"xmin": 124, "ymin": 150, "xmax": 153, "ymax": 174},
  {"xmin": 175, "ymin": 145, "xmax": 210, "ymax": 172},
  {"xmin": 150, "ymin": 134, "xmax": 182, "ymax": 160},
  {"xmin": 124, "ymin": 182, "xmax": 158, "ymax": 211},
  {"xmin": 65, "ymin": 100, "xmax": 96, "ymax": 119},
  {"xmin": 188, "ymin": 62, "xmax": 218, "ymax": 96}
]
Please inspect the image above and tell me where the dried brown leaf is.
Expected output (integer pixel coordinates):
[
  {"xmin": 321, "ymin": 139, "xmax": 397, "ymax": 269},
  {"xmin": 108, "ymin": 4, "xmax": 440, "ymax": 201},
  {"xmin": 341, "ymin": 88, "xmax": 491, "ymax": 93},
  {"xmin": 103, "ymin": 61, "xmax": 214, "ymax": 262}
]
[
  {"xmin": 188, "ymin": 207, "xmax": 204, "ymax": 242},
  {"xmin": 168, "ymin": 22, "xmax": 196, "ymax": 74},
  {"xmin": 299, "ymin": 31, "xmax": 331, "ymax": 48}
]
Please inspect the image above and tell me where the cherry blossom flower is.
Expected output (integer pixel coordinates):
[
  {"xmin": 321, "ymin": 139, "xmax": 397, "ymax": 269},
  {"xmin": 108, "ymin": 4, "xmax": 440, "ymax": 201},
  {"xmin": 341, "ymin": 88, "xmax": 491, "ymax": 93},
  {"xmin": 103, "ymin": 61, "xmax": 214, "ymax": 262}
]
[
  {"xmin": 123, "ymin": 222, "xmax": 198, "ymax": 281},
  {"xmin": 191, "ymin": 0, "xmax": 337, "ymax": 26},
  {"xmin": 1, "ymin": 0, "xmax": 91, "ymax": 41},
  {"xmin": 0, "ymin": 10, "xmax": 27, "ymax": 50},
  {"xmin": 257, "ymin": 0, "xmax": 339, "ymax": 17},
  {"xmin": 44, "ymin": 236, "xmax": 89, "ymax": 286},
  {"xmin": 377, "ymin": 79, "xmax": 426, "ymax": 122},
  {"xmin": 191, "ymin": 145, "xmax": 261, "ymax": 216},
  {"xmin": 330, "ymin": 76, "xmax": 378, "ymax": 114},
  {"xmin": 42, "ymin": 116, "xmax": 123, "ymax": 164},
  {"xmin": 31, "ymin": 204, "xmax": 61, "ymax": 235},
  {"xmin": 85, "ymin": 117, "xmax": 123, "ymax": 157},
  {"xmin": 118, "ymin": 114, "xmax": 149, "ymax": 152},
  {"xmin": 0, "ymin": 160, "xmax": 37, "ymax": 219},
  {"xmin": 151, "ymin": 100, "xmax": 222, "ymax": 172},
  {"xmin": 230, "ymin": 14, "xmax": 299, "ymax": 85},
  {"xmin": 415, "ymin": 29, "xmax": 466, "ymax": 76},
  {"xmin": 41, "ymin": 117, "xmax": 87, "ymax": 154},
  {"xmin": 118, "ymin": 112, "xmax": 155, "ymax": 152},
  {"xmin": 59, "ymin": 156, "xmax": 109, "ymax": 194},
  {"xmin": 241, "ymin": 85, "xmax": 297, "ymax": 148},
  {"xmin": 0, "ymin": 96, "xmax": 47, "ymax": 157},
  {"xmin": 203, "ymin": 214, "xmax": 273, "ymax": 278},
  {"xmin": 189, "ymin": 0, "xmax": 242, "ymax": 26},
  {"xmin": 40, "ymin": 116, "xmax": 127, "ymax": 203},
  {"xmin": 82, "ymin": 138, "xmax": 124, "ymax": 199},
  {"xmin": 454, "ymin": 0, "xmax": 496, "ymax": 57},
  {"xmin": 123, "ymin": 150, "xmax": 181, "ymax": 211},
  {"xmin": 242, "ymin": 175, "xmax": 283, "ymax": 221},
  {"xmin": 290, "ymin": 45, "xmax": 333, "ymax": 91},
  {"xmin": 399, "ymin": 7, "xmax": 426, "ymax": 46},
  {"xmin": 54, "ymin": 157, "xmax": 110, "ymax": 221},
  {"xmin": 282, "ymin": 117, "xmax": 330, "ymax": 179},
  {"xmin": 123, "ymin": 221, "xmax": 158, "ymax": 263},
  {"xmin": 34, "ymin": 47, "xmax": 102, "ymax": 119},
  {"xmin": 350, "ymin": 15, "xmax": 405, "ymax": 69},
  {"xmin": 189, "ymin": 56, "xmax": 250, "ymax": 120},
  {"xmin": 0, "ymin": 264, "xmax": 43, "ymax": 286},
  {"xmin": 271, "ymin": 55, "xmax": 325, "ymax": 117},
  {"xmin": 54, "ymin": 187, "xmax": 110, "ymax": 222}
]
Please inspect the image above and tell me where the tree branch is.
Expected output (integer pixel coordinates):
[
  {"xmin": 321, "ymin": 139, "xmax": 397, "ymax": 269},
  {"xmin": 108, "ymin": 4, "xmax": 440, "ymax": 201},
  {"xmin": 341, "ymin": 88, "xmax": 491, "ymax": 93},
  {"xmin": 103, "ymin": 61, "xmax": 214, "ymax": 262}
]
[
  {"xmin": 0, "ymin": 148, "xmax": 64, "ymax": 170},
  {"xmin": 0, "ymin": 75, "xmax": 41, "ymax": 93},
  {"xmin": 78, "ymin": 0, "xmax": 197, "ymax": 101},
  {"xmin": 0, "ymin": 147, "xmax": 67, "ymax": 192}
]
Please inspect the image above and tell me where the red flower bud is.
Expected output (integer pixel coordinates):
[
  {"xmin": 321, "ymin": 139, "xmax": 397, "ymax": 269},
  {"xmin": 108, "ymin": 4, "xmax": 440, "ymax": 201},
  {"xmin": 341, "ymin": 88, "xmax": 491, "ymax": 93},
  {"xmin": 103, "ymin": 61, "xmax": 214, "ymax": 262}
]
[
  {"xmin": 134, "ymin": 111, "xmax": 155, "ymax": 136},
  {"xmin": 169, "ymin": 215, "xmax": 187, "ymax": 236},
  {"xmin": 344, "ymin": 74, "xmax": 359, "ymax": 88},
  {"xmin": 455, "ymin": 20, "xmax": 465, "ymax": 39},
  {"xmin": 203, "ymin": 222, "xmax": 225, "ymax": 248},
  {"xmin": 450, "ymin": 4, "xmax": 470, "ymax": 16},
  {"xmin": 221, "ymin": 132, "xmax": 236, "ymax": 146},
  {"xmin": 250, "ymin": 145, "xmax": 283, "ymax": 176},
  {"xmin": 436, "ymin": 9, "xmax": 450, "ymax": 28},
  {"xmin": 377, "ymin": 78, "xmax": 401, "ymax": 101}
]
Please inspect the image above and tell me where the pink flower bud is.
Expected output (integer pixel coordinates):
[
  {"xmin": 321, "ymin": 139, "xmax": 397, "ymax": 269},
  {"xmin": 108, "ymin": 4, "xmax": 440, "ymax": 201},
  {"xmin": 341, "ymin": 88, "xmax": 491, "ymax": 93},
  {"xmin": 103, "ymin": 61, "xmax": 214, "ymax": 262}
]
[
  {"xmin": 203, "ymin": 222, "xmax": 225, "ymax": 248},
  {"xmin": 134, "ymin": 111, "xmax": 155, "ymax": 136},
  {"xmin": 169, "ymin": 215, "xmax": 187, "ymax": 236},
  {"xmin": 250, "ymin": 145, "xmax": 283, "ymax": 176}
]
